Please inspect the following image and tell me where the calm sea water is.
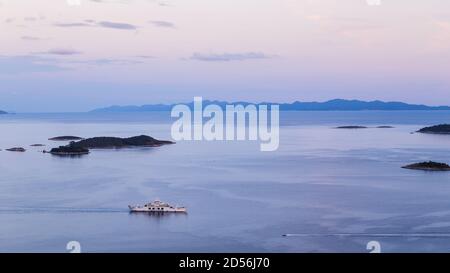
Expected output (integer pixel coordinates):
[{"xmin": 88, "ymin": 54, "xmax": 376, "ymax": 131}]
[{"xmin": 0, "ymin": 111, "xmax": 450, "ymax": 253}]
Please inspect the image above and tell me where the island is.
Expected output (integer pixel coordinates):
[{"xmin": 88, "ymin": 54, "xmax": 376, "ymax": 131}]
[
  {"xmin": 30, "ymin": 144, "xmax": 45, "ymax": 147},
  {"xmin": 69, "ymin": 135, "xmax": 175, "ymax": 149},
  {"xmin": 46, "ymin": 135, "xmax": 174, "ymax": 156},
  {"xmin": 48, "ymin": 144, "xmax": 90, "ymax": 156},
  {"xmin": 402, "ymin": 161, "xmax": 450, "ymax": 171},
  {"xmin": 92, "ymin": 99, "xmax": 450, "ymax": 112},
  {"xmin": 417, "ymin": 124, "xmax": 450, "ymax": 134},
  {"xmin": 377, "ymin": 126, "xmax": 394, "ymax": 128},
  {"xmin": 6, "ymin": 147, "xmax": 26, "ymax": 152},
  {"xmin": 335, "ymin": 126, "xmax": 368, "ymax": 129},
  {"xmin": 0, "ymin": 110, "xmax": 7, "ymax": 114},
  {"xmin": 48, "ymin": 136, "xmax": 84, "ymax": 141}
]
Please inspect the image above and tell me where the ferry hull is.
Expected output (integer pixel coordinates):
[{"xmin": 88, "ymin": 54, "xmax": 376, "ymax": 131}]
[{"xmin": 128, "ymin": 205, "xmax": 187, "ymax": 213}]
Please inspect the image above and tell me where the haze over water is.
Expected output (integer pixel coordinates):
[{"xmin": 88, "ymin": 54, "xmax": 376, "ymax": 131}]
[{"xmin": 0, "ymin": 111, "xmax": 450, "ymax": 252}]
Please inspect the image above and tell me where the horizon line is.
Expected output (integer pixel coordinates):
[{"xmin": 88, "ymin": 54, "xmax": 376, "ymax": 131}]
[{"xmin": 3, "ymin": 98, "xmax": 450, "ymax": 114}]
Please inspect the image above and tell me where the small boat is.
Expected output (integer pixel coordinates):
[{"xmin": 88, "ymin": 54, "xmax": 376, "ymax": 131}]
[{"xmin": 128, "ymin": 199, "xmax": 187, "ymax": 213}]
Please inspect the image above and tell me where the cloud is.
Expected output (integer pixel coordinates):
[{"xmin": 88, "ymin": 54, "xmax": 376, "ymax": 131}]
[
  {"xmin": 305, "ymin": 15, "xmax": 382, "ymax": 33},
  {"xmin": 158, "ymin": 2, "xmax": 171, "ymax": 7},
  {"xmin": 0, "ymin": 55, "xmax": 68, "ymax": 74},
  {"xmin": 67, "ymin": 58, "xmax": 144, "ymax": 66},
  {"xmin": 89, "ymin": 0, "xmax": 131, "ymax": 3},
  {"xmin": 43, "ymin": 48, "xmax": 82, "ymax": 55},
  {"xmin": 21, "ymin": 36, "xmax": 43, "ymax": 41},
  {"xmin": 150, "ymin": 20, "xmax": 175, "ymax": 28},
  {"xmin": 97, "ymin": 21, "xmax": 137, "ymax": 30},
  {"xmin": 190, "ymin": 52, "xmax": 273, "ymax": 62},
  {"xmin": 53, "ymin": 20, "xmax": 138, "ymax": 30},
  {"xmin": 24, "ymin": 17, "xmax": 38, "ymax": 21},
  {"xmin": 53, "ymin": 22, "xmax": 92, "ymax": 27},
  {"xmin": 0, "ymin": 54, "xmax": 148, "ymax": 74},
  {"xmin": 135, "ymin": 55, "xmax": 155, "ymax": 59},
  {"xmin": 64, "ymin": 55, "xmax": 157, "ymax": 66},
  {"xmin": 306, "ymin": 15, "xmax": 326, "ymax": 22}
]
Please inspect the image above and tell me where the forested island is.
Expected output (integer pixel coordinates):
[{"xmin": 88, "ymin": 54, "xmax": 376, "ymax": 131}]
[
  {"xmin": 70, "ymin": 135, "xmax": 174, "ymax": 148},
  {"xmin": 418, "ymin": 124, "xmax": 450, "ymax": 134},
  {"xmin": 47, "ymin": 135, "xmax": 174, "ymax": 156},
  {"xmin": 49, "ymin": 144, "xmax": 89, "ymax": 156}
]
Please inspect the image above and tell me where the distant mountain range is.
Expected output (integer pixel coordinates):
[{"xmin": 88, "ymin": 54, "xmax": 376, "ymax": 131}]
[{"xmin": 91, "ymin": 99, "xmax": 450, "ymax": 112}]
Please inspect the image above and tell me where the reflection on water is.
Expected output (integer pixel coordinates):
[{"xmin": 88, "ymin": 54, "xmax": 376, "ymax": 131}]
[
  {"xmin": 128, "ymin": 212, "xmax": 188, "ymax": 221},
  {"xmin": 0, "ymin": 111, "xmax": 450, "ymax": 252}
]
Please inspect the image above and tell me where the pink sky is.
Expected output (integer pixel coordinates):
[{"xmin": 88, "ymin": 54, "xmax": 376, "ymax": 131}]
[{"xmin": 1, "ymin": 0, "xmax": 450, "ymax": 111}]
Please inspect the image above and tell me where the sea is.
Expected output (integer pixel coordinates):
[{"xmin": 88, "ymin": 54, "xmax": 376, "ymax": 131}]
[{"xmin": 0, "ymin": 111, "xmax": 449, "ymax": 252}]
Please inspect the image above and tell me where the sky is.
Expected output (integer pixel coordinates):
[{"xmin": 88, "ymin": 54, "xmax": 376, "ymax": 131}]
[{"xmin": 1, "ymin": 0, "xmax": 450, "ymax": 112}]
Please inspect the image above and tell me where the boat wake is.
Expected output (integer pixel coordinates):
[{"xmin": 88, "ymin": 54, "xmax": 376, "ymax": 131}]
[
  {"xmin": 0, "ymin": 207, "xmax": 128, "ymax": 214},
  {"xmin": 283, "ymin": 233, "xmax": 450, "ymax": 238}
]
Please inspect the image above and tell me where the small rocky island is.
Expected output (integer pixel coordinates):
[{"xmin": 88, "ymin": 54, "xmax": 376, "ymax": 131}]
[
  {"xmin": 48, "ymin": 136, "xmax": 84, "ymax": 141},
  {"xmin": 6, "ymin": 147, "xmax": 26, "ymax": 152},
  {"xmin": 402, "ymin": 161, "xmax": 450, "ymax": 171},
  {"xmin": 417, "ymin": 124, "xmax": 450, "ymax": 134},
  {"xmin": 47, "ymin": 135, "xmax": 174, "ymax": 156},
  {"xmin": 30, "ymin": 144, "xmax": 45, "ymax": 147},
  {"xmin": 49, "ymin": 143, "xmax": 90, "ymax": 156},
  {"xmin": 335, "ymin": 125, "xmax": 394, "ymax": 129},
  {"xmin": 70, "ymin": 135, "xmax": 174, "ymax": 148},
  {"xmin": 335, "ymin": 126, "xmax": 368, "ymax": 129}
]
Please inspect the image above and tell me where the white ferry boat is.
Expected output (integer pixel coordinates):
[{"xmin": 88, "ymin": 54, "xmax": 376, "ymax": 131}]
[{"xmin": 128, "ymin": 199, "xmax": 187, "ymax": 213}]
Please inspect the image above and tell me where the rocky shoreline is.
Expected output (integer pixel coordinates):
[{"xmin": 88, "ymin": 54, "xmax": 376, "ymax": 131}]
[{"xmin": 47, "ymin": 145, "xmax": 90, "ymax": 156}]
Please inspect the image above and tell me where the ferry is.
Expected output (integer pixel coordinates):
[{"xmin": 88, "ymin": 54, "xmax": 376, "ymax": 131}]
[{"xmin": 128, "ymin": 199, "xmax": 187, "ymax": 213}]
